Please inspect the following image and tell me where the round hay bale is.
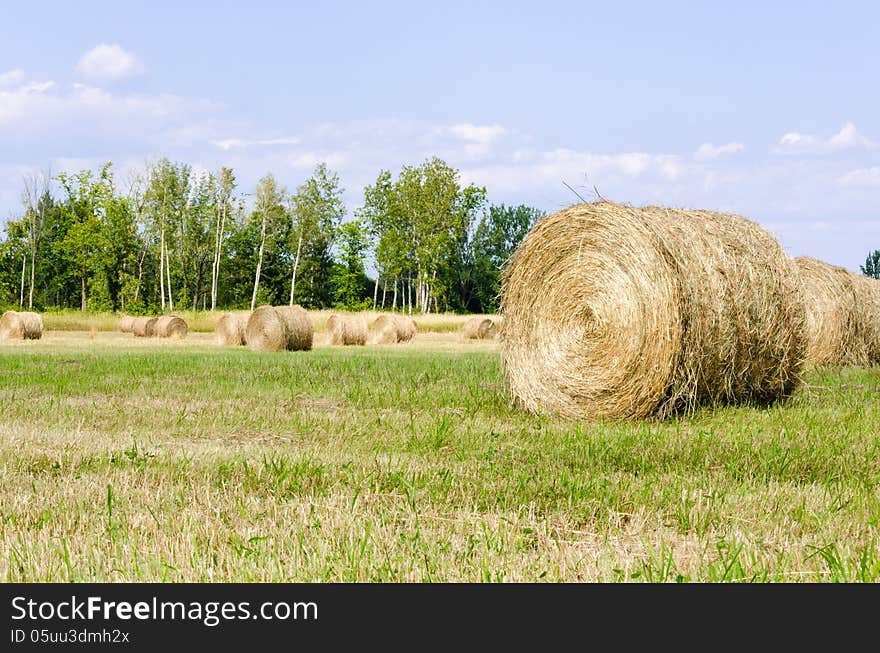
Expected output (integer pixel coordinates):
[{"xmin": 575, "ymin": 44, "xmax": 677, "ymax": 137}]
[
  {"xmin": 368, "ymin": 314, "xmax": 399, "ymax": 344},
  {"xmin": 500, "ymin": 201, "xmax": 806, "ymax": 420},
  {"xmin": 851, "ymin": 274, "xmax": 880, "ymax": 365},
  {"xmin": 326, "ymin": 313, "xmax": 367, "ymax": 346},
  {"xmin": 131, "ymin": 316, "xmax": 158, "ymax": 337},
  {"xmin": 368, "ymin": 314, "xmax": 417, "ymax": 344},
  {"xmin": 795, "ymin": 257, "xmax": 861, "ymax": 367},
  {"xmin": 461, "ymin": 317, "xmax": 497, "ymax": 339},
  {"xmin": 395, "ymin": 315, "xmax": 417, "ymax": 343},
  {"xmin": 215, "ymin": 312, "xmax": 249, "ymax": 346},
  {"xmin": 119, "ymin": 315, "xmax": 136, "ymax": 333},
  {"xmin": 0, "ymin": 310, "xmax": 43, "ymax": 340},
  {"xmin": 155, "ymin": 315, "xmax": 188, "ymax": 338},
  {"xmin": 246, "ymin": 305, "xmax": 313, "ymax": 352}
]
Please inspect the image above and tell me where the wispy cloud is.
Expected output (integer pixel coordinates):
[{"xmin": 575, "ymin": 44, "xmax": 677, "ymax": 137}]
[
  {"xmin": 75, "ymin": 44, "xmax": 144, "ymax": 82},
  {"xmin": 694, "ymin": 142, "xmax": 744, "ymax": 161},
  {"xmin": 836, "ymin": 166, "xmax": 880, "ymax": 188},
  {"xmin": 774, "ymin": 122, "xmax": 873, "ymax": 154},
  {"xmin": 0, "ymin": 69, "xmax": 26, "ymax": 87}
]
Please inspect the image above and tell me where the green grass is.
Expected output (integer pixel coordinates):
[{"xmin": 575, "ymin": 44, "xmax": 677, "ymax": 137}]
[{"xmin": 1, "ymin": 337, "xmax": 879, "ymax": 581}]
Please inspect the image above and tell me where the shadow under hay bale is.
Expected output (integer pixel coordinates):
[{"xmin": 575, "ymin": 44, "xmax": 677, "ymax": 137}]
[
  {"xmin": 215, "ymin": 312, "xmax": 249, "ymax": 346},
  {"xmin": 0, "ymin": 311, "xmax": 43, "ymax": 340},
  {"xmin": 326, "ymin": 313, "xmax": 367, "ymax": 345},
  {"xmin": 461, "ymin": 316, "xmax": 498, "ymax": 339},
  {"xmin": 246, "ymin": 305, "xmax": 313, "ymax": 352},
  {"xmin": 155, "ymin": 315, "xmax": 188, "ymax": 338},
  {"xmin": 501, "ymin": 201, "xmax": 806, "ymax": 420}
]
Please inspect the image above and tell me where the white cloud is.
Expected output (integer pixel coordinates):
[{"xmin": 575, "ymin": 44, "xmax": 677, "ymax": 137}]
[
  {"xmin": 445, "ymin": 123, "xmax": 508, "ymax": 158},
  {"xmin": 75, "ymin": 44, "xmax": 144, "ymax": 82},
  {"xmin": 0, "ymin": 69, "xmax": 25, "ymax": 87},
  {"xmin": 694, "ymin": 142, "xmax": 745, "ymax": 161},
  {"xmin": 828, "ymin": 122, "xmax": 870, "ymax": 148},
  {"xmin": 775, "ymin": 122, "xmax": 872, "ymax": 154},
  {"xmin": 836, "ymin": 167, "xmax": 880, "ymax": 188},
  {"xmin": 210, "ymin": 136, "xmax": 302, "ymax": 150}
]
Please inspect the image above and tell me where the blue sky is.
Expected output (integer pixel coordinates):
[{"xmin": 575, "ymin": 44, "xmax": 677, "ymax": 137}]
[{"xmin": 1, "ymin": 1, "xmax": 878, "ymax": 269}]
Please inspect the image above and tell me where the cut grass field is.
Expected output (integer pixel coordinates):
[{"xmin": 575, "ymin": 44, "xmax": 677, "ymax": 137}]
[{"xmin": 1, "ymin": 331, "xmax": 879, "ymax": 582}]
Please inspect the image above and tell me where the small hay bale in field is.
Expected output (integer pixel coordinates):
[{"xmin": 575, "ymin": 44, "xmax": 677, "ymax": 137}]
[
  {"xmin": 795, "ymin": 257, "xmax": 861, "ymax": 367},
  {"xmin": 215, "ymin": 312, "xmax": 249, "ymax": 346},
  {"xmin": 461, "ymin": 316, "xmax": 498, "ymax": 339},
  {"xmin": 155, "ymin": 315, "xmax": 188, "ymax": 338},
  {"xmin": 131, "ymin": 316, "xmax": 158, "ymax": 337},
  {"xmin": 368, "ymin": 314, "xmax": 417, "ymax": 344},
  {"xmin": 851, "ymin": 274, "xmax": 880, "ymax": 365},
  {"xmin": 500, "ymin": 201, "xmax": 806, "ymax": 420},
  {"xmin": 119, "ymin": 315, "xmax": 135, "ymax": 333},
  {"xmin": 246, "ymin": 305, "xmax": 313, "ymax": 352},
  {"xmin": 326, "ymin": 313, "xmax": 367, "ymax": 345},
  {"xmin": 0, "ymin": 310, "xmax": 43, "ymax": 340}
]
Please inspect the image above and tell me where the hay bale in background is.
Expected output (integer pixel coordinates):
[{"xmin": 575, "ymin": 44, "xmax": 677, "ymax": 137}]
[
  {"xmin": 851, "ymin": 274, "xmax": 880, "ymax": 365},
  {"xmin": 501, "ymin": 201, "xmax": 806, "ymax": 420},
  {"xmin": 215, "ymin": 313, "xmax": 249, "ymax": 346},
  {"xmin": 119, "ymin": 315, "xmax": 135, "ymax": 333},
  {"xmin": 368, "ymin": 314, "xmax": 417, "ymax": 344},
  {"xmin": 131, "ymin": 316, "xmax": 158, "ymax": 337},
  {"xmin": 461, "ymin": 317, "xmax": 498, "ymax": 339},
  {"xmin": 795, "ymin": 257, "xmax": 861, "ymax": 367},
  {"xmin": 396, "ymin": 315, "xmax": 417, "ymax": 343},
  {"xmin": 326, "ymin": 313, "xmax": 367, "ymax": 345},
  {"xmin": 246, "ymin": 305, "xmax": 313, "ymax": 352},
  {"xmin": 155, "ymin": 315, "xmax": 188, "ymax": 338},
  {"xmin": 0, "ymin": 311, "xmax": 43, "ymax": 340}
]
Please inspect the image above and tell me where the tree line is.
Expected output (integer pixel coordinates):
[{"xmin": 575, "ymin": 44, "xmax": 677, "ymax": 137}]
[{"xmin": 0, "ymin": 157, "xmax": 543, "ymax": 314}]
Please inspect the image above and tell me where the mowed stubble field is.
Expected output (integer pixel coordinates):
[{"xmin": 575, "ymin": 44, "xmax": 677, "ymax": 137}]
[{"xmin": 1, "ymin": 318, "xmax": 879, "ymax": 582}]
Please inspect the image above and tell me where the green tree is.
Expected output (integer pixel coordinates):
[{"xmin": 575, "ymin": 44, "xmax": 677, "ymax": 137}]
[
  {"xmin": 333, "ymin": 220, "xmax": 370, "ymax": 309},
  {"xmin": 55, "ymin": 165, "xmax": 115, "ymax": 311},
  {"xmin": 250, "ymin": 174, "xmax": 288, "ymax": 310},
  {"xmin": 471, "ymin": 204, "xmax": 543, "ymax": 312},
  {"xmin": 862, "ymin": 250, "xmax": 880, "ymax": 279},
  {"xmin": 289, "ymin": 163, "xmax": 345, "ymax": 308}
]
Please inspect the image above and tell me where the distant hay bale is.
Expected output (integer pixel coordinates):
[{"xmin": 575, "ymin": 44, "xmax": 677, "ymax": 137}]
[
  {"xmin": 368, "ymin": 314, "xmax": 417, "ymax": 344},
  {"xmin": 246, "ymin": 305, "xmax": 313, "ymax": 352},
  {"xmin": 0, "ymin": 311, "xmax": 43, "ymax": 340},
  {"xmin": 851, "ymin": 274, "xmax": 880, "ymax": 365},
  {"xmin": 396, "ymin": 315, "xmax": 417, "ymax": 342},
  {"xmin": 795, "ymin": 257, "xmax": 861, "ymax": 366},
  {"xmin": 131, "ymin": 316, "xmax": 158, "ymax": 337},
  {"xmin": 215, "ymin": 312, "xmax": 249, "ymax": 346},
  {"xmin": 501, "ymin": 201, "xmax": 806, "ymax": 420},
  {"xmin": 461, "ymin": 317, "xmax": 498, "ymax": 339},
  {"xmin": 155, "ymin": 315, "xmax": 188, "ymax": 338},
  {"xmin": 119, "ymin": 315, "xmax": 135, "ymax": 333},
  {"xmin": 326, "ymin": 313, "xmax": 367, "ymax": 345}
]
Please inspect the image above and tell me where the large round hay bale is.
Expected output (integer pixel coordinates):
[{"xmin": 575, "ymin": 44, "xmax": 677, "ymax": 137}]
[
  {"xmin": 131, "ymin": 316, "xmax": 158, "ymax": 337},
  {"xmin": 396, "ymin": 315, "xmax": 417, "ymax": 343},
  {"xmin": 368, "ymin": 314, "xmax": 417, "ymax": 344},
  {"xmin": 326, "ymin": 313, "xmax": 367, "ymax": 345},
  {"xmin": 155, "ymin": 315, "xmax": 188, "ymax": 338},
  {"xmin": 851, "ymin": 274, "xmax": 880, "ymax": 365},
  {"xmin": 501, "ymin": 201, "xmax": 806, "ymax": 420},
  {"xmin": 0, "ymin": 311, "xmax": 43, "ymax": 340},
  {"xmin": 795, "ymin": 257, "xmax": 861, "ymax": 366},
  {"xmin": 246, "ymin": 305, "xmax": 313, "ymax": 352},
  {"xmin": 119, "ymin": 315, "xmax": 136, "ymax": 333},
  {"xmin": 215, "ymin": 312, "xmax": 249, "ymax": 346},
  {"xmin": 461, "ymin": 316, "xmax": 498, "ymax": 339}
]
